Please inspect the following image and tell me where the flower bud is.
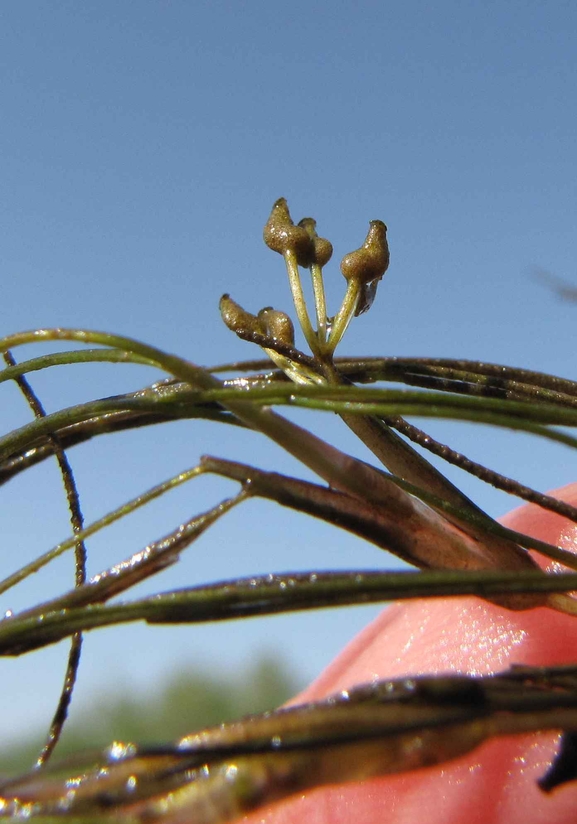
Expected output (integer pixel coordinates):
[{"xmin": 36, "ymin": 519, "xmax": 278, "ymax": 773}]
[
  {"xmin": 340, "ymin": 220, "xmax": 389, "ymax": 283},
  {"xmin": 297, "ymin": 217, "xmax": 333, "ymax": 267},
  {"xmin": 263, "ymin": 198, "xmax": 314, "ymax": 265},
  {"xmin": 219, "ymin": 294, "xmax": 262, "ymax": 337},
  {"xmin": 257, "ymin": 307, "xmax": 295, "ymax": 347},
  {"xmin": 340, "ymin": 220, "xmax": 389, "ymax": 315}
]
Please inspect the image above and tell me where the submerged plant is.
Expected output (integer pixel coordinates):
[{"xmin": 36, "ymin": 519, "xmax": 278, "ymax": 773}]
[{"xmin": 0, "ymin": 199, "xmax": 576, "ymax": 821}]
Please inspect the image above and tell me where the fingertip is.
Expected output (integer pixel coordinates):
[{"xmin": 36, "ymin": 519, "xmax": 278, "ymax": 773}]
[
  {"xmin": 247, "ymin": 484, "xmax": 577, "ymax": 823},
  {"xmin": 500, "ymin": 482, "xmax": 577, "ymax": 550}
]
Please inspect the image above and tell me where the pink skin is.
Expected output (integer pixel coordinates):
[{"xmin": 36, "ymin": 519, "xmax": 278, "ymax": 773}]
[{"xmin": 243, "ymin": 483, "xmax": 577, "ymax": 824}]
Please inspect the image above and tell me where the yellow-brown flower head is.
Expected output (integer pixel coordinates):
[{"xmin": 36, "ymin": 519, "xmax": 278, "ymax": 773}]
[
  {"xmin": 219, "ymin": 294, "xmax": 262, "ymax": 337},
  {"xmin": 257, "ymin": 307, "xmax": 296, "ymax": 347},
  {"xmin": 263, "ymin": 198, "xmax": 315, "ymax": 266},
  {"xmin": 297, "ymin": 217, "xmax": 333, "ymax": 267},
  {"xmin": 340, "ymin": 220, "xmax": 389, "ymax": 315}
]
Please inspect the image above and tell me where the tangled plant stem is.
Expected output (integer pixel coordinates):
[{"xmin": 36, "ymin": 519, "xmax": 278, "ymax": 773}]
[{"xmin": 0, "ymin": 200, "xmax": 576, "ymax": 822}]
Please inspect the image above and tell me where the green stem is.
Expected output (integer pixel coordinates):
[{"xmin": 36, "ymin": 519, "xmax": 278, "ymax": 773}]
[
  {"xmin": 0, "ymin": 328, "xmax": 428, "ymax": 514},
  {"xmin": 283, "ymin": 250, "xmax": 318, "ymax": 352},
  {"xmin": 0, "ymin": 348, "xmax": 157, "ymax": 385},
  {"xmin": 310, "ymin": 262, "xmax": 328, "ymax": 346},
  {"xmin": 0, "ymin": 464, "xmax": 205, "ymax": 596},
  {"xmin": 2, "ymin": 569, "xmax": 577, "ymax": 654},
  {"xmin": 327, "ymin": 279, "xmax": 361, "ymax": 352}
]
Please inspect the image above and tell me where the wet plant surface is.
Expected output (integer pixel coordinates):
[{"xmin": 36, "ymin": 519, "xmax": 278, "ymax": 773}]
[{"xmin": 0, "ymin": 200, "xmax": 576, "ymax": 822}]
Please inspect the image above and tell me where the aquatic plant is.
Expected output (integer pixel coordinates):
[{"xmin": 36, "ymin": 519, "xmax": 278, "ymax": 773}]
[{"xmin": 0, "ymin": 199, "xmax": 576, "ymax": 822}]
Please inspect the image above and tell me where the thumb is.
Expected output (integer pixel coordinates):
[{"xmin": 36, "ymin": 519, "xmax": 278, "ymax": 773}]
[{"xmin": 245, "ymin": 484, "xmax": 577, "ymax": 824}]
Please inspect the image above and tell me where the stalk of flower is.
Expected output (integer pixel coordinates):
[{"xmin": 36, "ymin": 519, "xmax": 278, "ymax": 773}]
[
  {"xmin": 262, "ymin": 198, "xmax": 323, "ymax": 355},
  {"xmin": 329, "ymin": 217, "xmax": 389, "ymax": 349},
  {"xmin": 227, "ymin": 199, "xmax": 572, "ymax": 611}
]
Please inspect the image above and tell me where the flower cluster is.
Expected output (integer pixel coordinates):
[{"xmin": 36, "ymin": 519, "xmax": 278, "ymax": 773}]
[{"xmin": 221, "ymin": 198, "xmax": 389, "ymax": 382}]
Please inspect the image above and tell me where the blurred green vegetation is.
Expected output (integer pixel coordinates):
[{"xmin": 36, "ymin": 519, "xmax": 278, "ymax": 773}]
[{"xmin": 0, "ymin": 653, "xmax": 301, "ymax": 776}]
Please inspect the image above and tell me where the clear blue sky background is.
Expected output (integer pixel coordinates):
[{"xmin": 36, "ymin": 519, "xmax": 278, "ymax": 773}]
[{"xmin": 1, "ymin": 1, "xmax": 575, "ymax": 746}]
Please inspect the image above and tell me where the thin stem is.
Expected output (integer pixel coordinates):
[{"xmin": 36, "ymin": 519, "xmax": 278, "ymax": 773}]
[
  {"xmin": 0, "ymin": 464, "xmax": 205, "ymax": 596},
  {"xmin": 262, "ymin": 348, "xmax": 326, "ymax": 386},
  {"xmin": 2, "ymin": 569, "xmax": 577, "ymax": 654},
  {"xmin": 283, "ymin": 249, "xmax": 318, "ymax": 352},
  {"xmin": 15, "ymin": 490, "xmax": 247, "ymax": 625},
  {"xmin": 0, "ymin": 329, "xmax": 446, "ymax": 523},
  {"xmin": 0, "ymin": 407, "xmax": 243, "ymax": 488},
  {"xmin": 333, "ymin": 356, "xmax": 577, "ymax": 399},
  {"xmin": 310, "ymin": 261, "xmax": 328, "ymax": 346},
  {"xmin": 0, "ymin": 348, "xmax": 158, "ymax": 386},
  {"xmin": 206, "ymin": 356, "xmax": 577, "ymax": 406},
  {"xmin": 0, "ymin": 394, "xmax": 187, "ymax": 464},
  {"xmin": 193, "ymin": 383, "xmax": 577, "ymax": 425},
  {"xmin": 298, "ymin": 398, "xmax": 577, "ymax": 448},
  {"xmin": 383, "ymin": 473, "xmax": 577, "ymax": 570},
  {"xmin": 2, "ymin": 350, "xmax": 87, "ymax": 767},
  {"xmin": 386, "ymin": 415, "xmax": 577, "ymax": 523},
  {"xmin": 327, "ymin": 279, "xmax": 361, "ymax": 352}
]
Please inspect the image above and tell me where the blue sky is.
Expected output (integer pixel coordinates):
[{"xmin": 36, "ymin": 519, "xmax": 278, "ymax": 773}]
[{"xmin": 1, "ymin": 1, "xmax": 576, "ymax": 745}]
